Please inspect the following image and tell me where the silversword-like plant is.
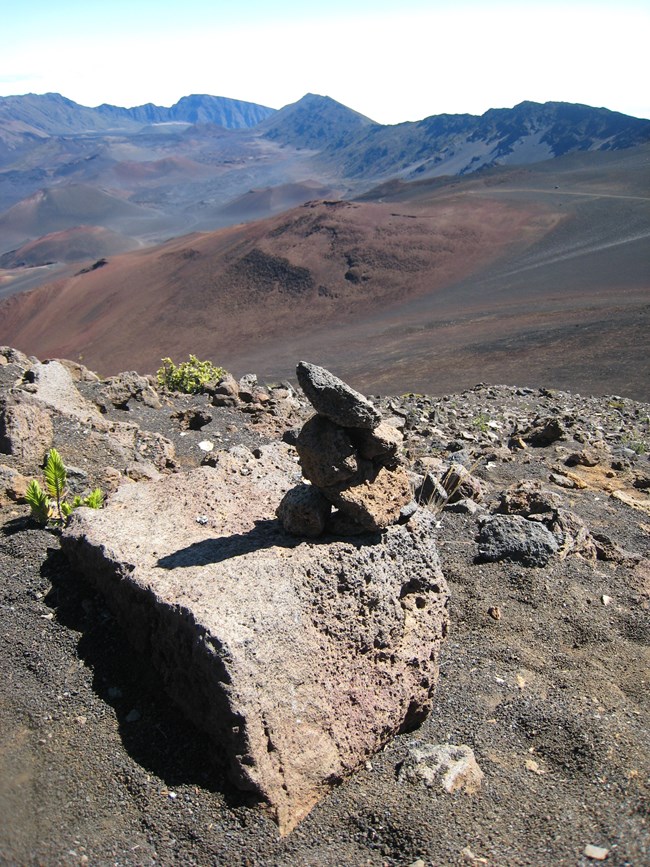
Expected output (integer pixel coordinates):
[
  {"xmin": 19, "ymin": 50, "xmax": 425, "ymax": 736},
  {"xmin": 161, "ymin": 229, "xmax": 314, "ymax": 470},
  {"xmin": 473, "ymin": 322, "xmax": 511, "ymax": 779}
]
[{"xmin": 25, "ymin": 448, "xmax": 104, "ymax": 525}]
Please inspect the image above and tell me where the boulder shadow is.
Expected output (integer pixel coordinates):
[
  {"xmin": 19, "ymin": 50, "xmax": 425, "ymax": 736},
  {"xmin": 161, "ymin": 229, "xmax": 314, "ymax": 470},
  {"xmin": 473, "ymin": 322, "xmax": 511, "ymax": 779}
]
[
  {"xmin": 40, "ymin": 545, "xmax": 260, "ymax": 811},
  {"xmin": 157, "ymin": 518, "xmax": 383, "ymax": 569}
]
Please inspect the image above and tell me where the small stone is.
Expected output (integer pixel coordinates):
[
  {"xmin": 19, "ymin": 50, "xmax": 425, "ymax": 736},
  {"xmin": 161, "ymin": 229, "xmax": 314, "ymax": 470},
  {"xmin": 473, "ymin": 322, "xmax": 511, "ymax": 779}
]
[
  {"xmin": 350, "ymin": 421, "xmax": 402, "ymax": 463},
  {"xmin": 445, "ymin": 498, "xmax": 484, "ymax": 515},
  {"xmin": 296, "ymin": 415, "xmax": 362, "ymax": 488},
  {"xmin": 584, "ymin": 844, "xmax": 609, "ymax": 860},
  {"xmin": 211, "ymin": 374, "xmax": 240, "ymax": 407},
  {"xmin": 524, "ymin": 417, "xmax": 565, "ymax": 446},
  {"xmin": 550, "ymin": 472, "xmax": 579, "ymax": 489},
  {"xmin": 443, "ymin": 464, "xmax": 484, "ymax": 504},
  {"xmin": 461, "ymin": 848, "xmax": 488, "ymax": 864},
  {"xmin": 488, "ymin": 606, "xmax": 501, "ymax": 621},
  {"xmin": 198, "ymin": 440, "xmax": 214, "ymax": 452},
  {"xmin": 276, "ymin": 484, "xmax": 331, "ymax": 537},
  {"xmin": 565, "ymin": 448, "xmax": 600, "ymax": 467},
  {"xmin": 398, "ymin": 742, "xmax": 484, "ymax": 795},
  {"xmin": 125, "ymin": 709, "xmax": 141, "ymax": 723},
  {"xmin": 601, "ymin": 595, "xmax": 613, "ymax": 606}
]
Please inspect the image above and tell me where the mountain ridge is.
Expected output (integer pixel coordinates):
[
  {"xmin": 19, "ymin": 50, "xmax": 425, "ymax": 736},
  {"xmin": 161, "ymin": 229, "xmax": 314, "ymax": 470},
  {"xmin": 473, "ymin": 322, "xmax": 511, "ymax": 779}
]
[
  {"xmin": 1, "ymin": 93, "xmax": 649, "ymax": 296},
  {"xmin": 0, "ymin": 92, "xmax": 276, "ymax": 136}
]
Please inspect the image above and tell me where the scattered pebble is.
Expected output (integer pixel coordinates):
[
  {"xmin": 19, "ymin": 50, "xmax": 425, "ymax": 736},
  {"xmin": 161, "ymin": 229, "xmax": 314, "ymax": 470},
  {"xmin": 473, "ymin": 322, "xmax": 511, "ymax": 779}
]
[
  {"xmin": 125, "ymin": 709, "xmax": 141, "ymax": 723},
  {"xmin": 198, "ymin": 440, "xmax": 214, "ymax": 452},
  {"xmin": 488, "ymin": 606, "xmax": 501, "ymax": 620},
  {"xmin": 461, "ymin": 847, "xmax": 488, "ymax": 863},
  {"xmin": 601, "ymin": 595, "xmax": 613, "ymax": 606},
  {"xmin": 584, "ymin": 843, "xmax": 609, "ymax": 860}
]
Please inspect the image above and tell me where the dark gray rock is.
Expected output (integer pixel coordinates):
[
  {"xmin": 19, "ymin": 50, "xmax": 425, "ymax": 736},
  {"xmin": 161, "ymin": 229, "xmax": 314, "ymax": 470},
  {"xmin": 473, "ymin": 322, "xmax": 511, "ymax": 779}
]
[
  {"xmin": 477, "ymin": 515, "xmax": 559, "ymax": 567},
  {"xmin": 101, "ymin": 371, "xmax": 161, "ymax": 410},
  {"xmin": 296, "ymin": 415, "xmax": 365, "ymax": 488},
  {"xmin": 296, "ymin": 362, "xmax": 381, "ymax": 429},
  {"xmin": 276, "ymin": 483, "xmax": 331, "ymax": 537}
]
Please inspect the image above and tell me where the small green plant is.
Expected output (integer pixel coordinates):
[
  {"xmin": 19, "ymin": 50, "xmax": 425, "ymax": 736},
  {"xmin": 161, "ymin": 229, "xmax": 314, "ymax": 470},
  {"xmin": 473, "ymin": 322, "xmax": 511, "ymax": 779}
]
[
  {"xmin": 156, "ymin": 355, "xmax": 227, "ymax": 394},
  {"xmin": 25, "ymin": 448, "xmax": 103, "ymax": 526},
  {"xmin": 472, "ymin": 412, "xmax": 490, "ymax": 433}
]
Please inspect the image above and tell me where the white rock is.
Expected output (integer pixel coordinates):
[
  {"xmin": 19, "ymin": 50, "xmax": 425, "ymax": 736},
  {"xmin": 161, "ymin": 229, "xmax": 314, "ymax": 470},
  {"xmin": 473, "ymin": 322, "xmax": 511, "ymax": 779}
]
[
  {"xmin": 584, "ymin": 844, "xmax": 609, "ymax": 860},
  {"xmin": 398, "ymin": 743, "xmax": 484, "ymax": 795}
]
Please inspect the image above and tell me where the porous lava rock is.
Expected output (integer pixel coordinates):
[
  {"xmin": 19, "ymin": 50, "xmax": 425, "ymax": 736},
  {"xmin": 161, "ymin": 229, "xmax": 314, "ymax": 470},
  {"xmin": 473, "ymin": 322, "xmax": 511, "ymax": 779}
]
[
  {"xmin": 283, "ymin": 362, "xmax": 410, "ymax": 534},
  {"xmin": 0, "ymin": 392, "xmax": 54, "ymax": 464},
  {"xmin": 477, "ymin": 514, "xmax": 559, "ymax": 567},
  {"xmin": 296, "ymin": 361, "xmax": 381, "ymax": 429},
  {"xmin": 62, "ymin": 443, "xmax": 449, "ymax": 834}
]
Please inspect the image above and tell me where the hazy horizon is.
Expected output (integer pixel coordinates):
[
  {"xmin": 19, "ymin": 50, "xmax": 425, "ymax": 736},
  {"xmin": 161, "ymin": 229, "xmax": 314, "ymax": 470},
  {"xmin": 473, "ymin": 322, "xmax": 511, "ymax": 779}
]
[{"xmin": 2, "ymin": 0, "xmax": 649, "ymax": 125}]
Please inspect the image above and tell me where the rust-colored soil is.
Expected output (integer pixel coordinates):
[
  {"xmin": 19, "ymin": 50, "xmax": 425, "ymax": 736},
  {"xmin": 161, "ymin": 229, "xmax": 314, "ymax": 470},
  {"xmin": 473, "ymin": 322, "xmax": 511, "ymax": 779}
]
[{"xmin": 0, "ymin": 151, "xmax": 648, "ymax": 401}]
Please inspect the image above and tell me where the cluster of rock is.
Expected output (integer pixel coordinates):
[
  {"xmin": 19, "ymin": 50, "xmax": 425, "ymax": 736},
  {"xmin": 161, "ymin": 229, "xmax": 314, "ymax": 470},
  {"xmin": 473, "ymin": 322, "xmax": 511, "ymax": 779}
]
[
  {"xmin": 0, "ymin": 348, "xmax": 178, "ymax": 505},
  {"xmin": 277, "ymin": 362, "xmax": 414, "ymax": 536}
]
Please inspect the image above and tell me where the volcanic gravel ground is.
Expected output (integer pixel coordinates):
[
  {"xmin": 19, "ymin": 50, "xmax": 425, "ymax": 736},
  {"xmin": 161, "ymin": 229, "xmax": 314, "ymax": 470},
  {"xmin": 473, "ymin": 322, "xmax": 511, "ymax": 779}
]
[{"xmin": 1, "ymin": 382, "xmax": 649, "ymax": 865}]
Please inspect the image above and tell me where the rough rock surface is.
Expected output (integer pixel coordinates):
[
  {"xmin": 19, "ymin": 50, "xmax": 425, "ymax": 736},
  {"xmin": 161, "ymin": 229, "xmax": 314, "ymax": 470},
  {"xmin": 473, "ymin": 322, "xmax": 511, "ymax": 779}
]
[
  {"xmin": 323, "ymin": 466, "xmax": 413, "ymax": 532},
  {"xmin": 20, "ymin": 360, "xmax": 103, "ymax": 423},
  {"xmin": 2, "ymin": 355, "xmax": 649, "ymax": 865},
  {"xmin": 477, "ymin": 514, "xmax": 560, "ymax": 566},
  {"xmin": 296, "ymin": 361, "xmax": 381, "ymax": 429},
  {"xmin": 62, "ymin": 444, "xmax": 449, "ymax": 833},
  {"xmin": 0, "ymin": 392, "xmax": 54, "ymax": 463},
  {"xmin": 276, "ymin": 483, "xmax": 332, "ymax": 537},
  {"xmin": 285, "ymin": 363, "xmax": 409, "ymax": 535},
  {"xmin": 296, "ymin": 415, "xmax": 363, "ymax": 488},
  {"xmin": 100, "ymin": 371, "xmax": 161, "ymax": 410}
]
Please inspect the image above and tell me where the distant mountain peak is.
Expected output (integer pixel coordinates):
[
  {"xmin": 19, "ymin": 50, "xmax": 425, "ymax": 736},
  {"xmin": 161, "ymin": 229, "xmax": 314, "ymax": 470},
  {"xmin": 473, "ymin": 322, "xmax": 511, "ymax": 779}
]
[{"xmin": 259, "ymin": 92, "xmax": 377, "ymax": 149}]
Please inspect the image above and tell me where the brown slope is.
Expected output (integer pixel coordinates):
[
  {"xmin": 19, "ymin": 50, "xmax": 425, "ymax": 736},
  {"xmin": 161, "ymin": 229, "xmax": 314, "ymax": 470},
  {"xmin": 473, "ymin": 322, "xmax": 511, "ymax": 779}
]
[
  {"xmin": 0, "ymin": 183, "xmax": 171, "ymax": 247},
  {"xmin": 0, "ymin": 194, "xmax": 552, "ymax": 375},
  {"xmin": 0, "ymin": 225, "xmax": 138, "ymax": 267}
]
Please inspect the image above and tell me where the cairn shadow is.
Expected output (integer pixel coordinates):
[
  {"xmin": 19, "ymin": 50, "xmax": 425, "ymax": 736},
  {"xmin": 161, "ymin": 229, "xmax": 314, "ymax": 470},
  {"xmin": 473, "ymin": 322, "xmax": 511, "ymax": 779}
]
[
  {"xmin": 157, "ymin": 517, "xmax": 383, "ymax": 569},
  {"xmin": 41, "ymin": 545, "xmax": 259, "ymax": 810}
]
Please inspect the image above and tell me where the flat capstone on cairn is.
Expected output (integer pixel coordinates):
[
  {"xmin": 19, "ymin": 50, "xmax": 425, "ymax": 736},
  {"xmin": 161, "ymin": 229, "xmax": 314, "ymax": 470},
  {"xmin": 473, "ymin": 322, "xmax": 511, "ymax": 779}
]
[{"xmin": 277, "ymin": 361, "xmax": 415, "ymax": 536}]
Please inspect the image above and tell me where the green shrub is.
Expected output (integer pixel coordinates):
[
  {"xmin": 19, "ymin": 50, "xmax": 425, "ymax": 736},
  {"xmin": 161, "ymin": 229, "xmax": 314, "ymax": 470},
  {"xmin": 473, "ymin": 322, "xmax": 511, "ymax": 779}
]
[
  {"xmin": 25, "ymin": 448, "xmax": 103, "ymax": 525},
  {"xmin": 156, "ymin": 355, "xmax": 227, "ymax": 394}
]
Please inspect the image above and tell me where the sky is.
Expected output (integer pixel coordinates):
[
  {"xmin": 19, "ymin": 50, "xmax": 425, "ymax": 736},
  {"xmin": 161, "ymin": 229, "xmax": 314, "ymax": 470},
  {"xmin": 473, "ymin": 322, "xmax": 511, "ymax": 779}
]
[{"xmin": 2, "ymin": 0, "xmax": 649, "ymax": 124}]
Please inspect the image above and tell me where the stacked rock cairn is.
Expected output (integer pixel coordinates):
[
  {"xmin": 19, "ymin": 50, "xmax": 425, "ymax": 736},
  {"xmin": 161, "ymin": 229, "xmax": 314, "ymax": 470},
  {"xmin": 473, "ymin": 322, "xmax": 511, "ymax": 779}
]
[{"xmin": 277, "ymin": 361, "xmax": 415, "ymax": 536}]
